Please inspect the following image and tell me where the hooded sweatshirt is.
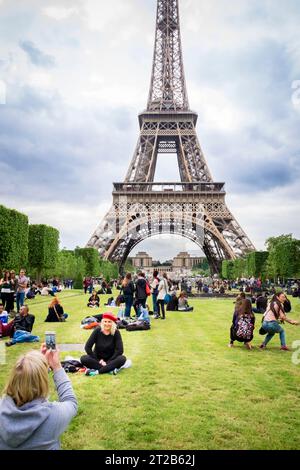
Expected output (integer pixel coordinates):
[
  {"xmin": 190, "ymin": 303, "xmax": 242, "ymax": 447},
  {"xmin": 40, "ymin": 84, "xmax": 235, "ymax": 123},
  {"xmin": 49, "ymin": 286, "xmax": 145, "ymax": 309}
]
[{"xmin": 0, "ymin": 368, "xmax": 77, "ymax": 450}]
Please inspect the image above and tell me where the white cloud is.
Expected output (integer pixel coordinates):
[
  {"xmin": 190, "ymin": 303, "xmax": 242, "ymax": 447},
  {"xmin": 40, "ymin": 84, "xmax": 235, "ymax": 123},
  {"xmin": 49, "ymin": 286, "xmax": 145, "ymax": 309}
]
[
  {"xmin": 43, "ymin": 6, "xmax": 80, "ymax": 21},
  {"xmin": 189, "ymin": 83, "xmax": 255, "ymax": 133}
]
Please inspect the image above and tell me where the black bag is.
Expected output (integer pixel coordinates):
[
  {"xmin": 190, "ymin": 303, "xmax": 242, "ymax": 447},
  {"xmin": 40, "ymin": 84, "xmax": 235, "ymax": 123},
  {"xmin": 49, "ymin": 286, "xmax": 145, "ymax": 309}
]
[
  {"xmin": 259, "ymin": 326, "xmax": 267, "ymax": 335},
  {"xmin": 117, "ymin": 319, "xmax": 129, "ymax": 329},
  {"xmin": 126, "ymin": 320, "xmax": 150, "ymax": 331},
  {"xmin": 61, "ymin": 359, "xmax": 82, "ymax": 373},
  {"xmin": 283, "ymin": 299, "xmax": 291, "ymax": 313}
]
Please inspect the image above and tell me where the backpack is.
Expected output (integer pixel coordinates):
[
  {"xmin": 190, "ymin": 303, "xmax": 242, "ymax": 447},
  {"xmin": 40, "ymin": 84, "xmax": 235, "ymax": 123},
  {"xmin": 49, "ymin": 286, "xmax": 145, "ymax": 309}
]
[
  {"xmin": 235, "ymin": 315, "xmax": 254, "ymax": 341},
  {"xmin": 145, "ymin": 282, "xmax": 151, "ymax": 296},
  {"xmin": 126, "ymin": 320, "xmax": 151, "ymax": 331},
  {"xmin": 283, "ymin": 299, "xmax": 292, "ymax": 313}
]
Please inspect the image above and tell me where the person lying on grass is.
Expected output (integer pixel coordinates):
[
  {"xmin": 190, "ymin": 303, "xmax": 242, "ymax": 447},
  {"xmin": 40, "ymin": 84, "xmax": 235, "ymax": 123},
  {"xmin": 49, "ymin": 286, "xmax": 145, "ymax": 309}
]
[{"xmin": 81, "ymin": 313, "xmax": 127, "ymax": 376}]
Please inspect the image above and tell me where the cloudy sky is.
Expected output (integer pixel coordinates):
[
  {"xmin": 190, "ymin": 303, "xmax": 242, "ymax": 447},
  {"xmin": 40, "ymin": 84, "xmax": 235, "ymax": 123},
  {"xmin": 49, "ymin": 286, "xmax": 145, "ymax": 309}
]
[{"xmin": 0, "ymin": 0, "xmax": 300, "ymax": 261}]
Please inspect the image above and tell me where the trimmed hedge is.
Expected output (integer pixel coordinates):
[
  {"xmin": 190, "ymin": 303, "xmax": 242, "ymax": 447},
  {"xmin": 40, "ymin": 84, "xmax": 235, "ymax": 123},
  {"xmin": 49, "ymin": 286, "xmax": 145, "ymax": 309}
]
[
  {"xmin": 0, "ymin": 205, "xmax": 28, "ymax": 270},
  {"xmin": 74, "ymin": 247, "xmax": 99, "ymax": 277},
  {"xmin": 246, "ymin": 251, "xmax": 269, "ymax": 279},
  {"xmin": 28, "ymin": 224, "xmax": 59, "ymax": 280}
]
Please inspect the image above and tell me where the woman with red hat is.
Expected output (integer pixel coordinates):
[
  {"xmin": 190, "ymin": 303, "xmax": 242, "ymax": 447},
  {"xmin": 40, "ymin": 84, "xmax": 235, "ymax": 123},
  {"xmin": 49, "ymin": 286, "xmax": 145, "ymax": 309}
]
[{"xmin": 80, "ymin": 313, "xmax": 127, "ymax": 376}]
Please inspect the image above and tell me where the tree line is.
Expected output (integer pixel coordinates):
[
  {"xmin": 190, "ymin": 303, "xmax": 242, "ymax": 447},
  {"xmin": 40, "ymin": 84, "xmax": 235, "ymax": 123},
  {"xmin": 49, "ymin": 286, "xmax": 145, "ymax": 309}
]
[
  {"xmin": 0, "ymin": 204, "xmax": 122, "ymax": 284},
  {"xmin": 222, "ymin": 234, "xmax": 300, "ymax": 281},
  {"xmin": 1, "ymin": 204, "xmax": 299, "ymax": 283}
]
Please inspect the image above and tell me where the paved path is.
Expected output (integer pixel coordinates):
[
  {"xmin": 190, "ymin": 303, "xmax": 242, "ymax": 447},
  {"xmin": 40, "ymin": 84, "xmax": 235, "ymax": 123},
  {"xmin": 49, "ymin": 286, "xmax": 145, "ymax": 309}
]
[{"xmin": 59, "ymin": 344, "xmax": 85, "ymax": 352}]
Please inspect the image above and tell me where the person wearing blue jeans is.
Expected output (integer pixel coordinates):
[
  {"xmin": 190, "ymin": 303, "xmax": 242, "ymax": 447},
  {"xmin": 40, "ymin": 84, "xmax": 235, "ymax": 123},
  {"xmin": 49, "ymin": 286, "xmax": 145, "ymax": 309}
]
[
  {"xmin": 10, "ymin": 329, "xmax": 39, "ymax": 345},
  {"xmin": 150, "ymin": 270, "xmax": 160, "ymax": 316},
  {"xmin": 121, "ymin": 273, "xmax": 135, "ymax": 318},
  {"xmin": 124, "ymin": 294, "xmax": 133, "ymax": 318},
  {"xmin": 16, "ymin": 269, "xmax": 28, "ymax": 313},
  {"xmin": 260, "ymin": 292, "xmax": 299, "ymax": 351},
  {"xmin": 5, "ymin": 305, "xmax": 39, "ymax": 347}
]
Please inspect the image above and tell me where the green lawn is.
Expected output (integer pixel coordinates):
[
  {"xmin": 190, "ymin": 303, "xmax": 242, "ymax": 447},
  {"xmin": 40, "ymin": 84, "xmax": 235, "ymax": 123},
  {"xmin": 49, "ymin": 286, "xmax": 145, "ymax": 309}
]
[{"xmin": 1, "ymin": 290, "xmax": 300, "ymax": 450}]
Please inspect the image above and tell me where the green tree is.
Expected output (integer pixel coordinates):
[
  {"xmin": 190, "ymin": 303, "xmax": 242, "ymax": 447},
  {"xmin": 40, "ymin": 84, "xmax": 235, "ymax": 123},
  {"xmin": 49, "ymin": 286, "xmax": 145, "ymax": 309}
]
[
  {"xmin": 266, "ymin": 235, "xmax": 300, "ymax": 281},
  {"xmin": 73, "ymin": 256, "xmax": 87, "ymax": 289},
  {"xmin": 0, "ymin": 205, "xmax": 28, "ymax": 270},
  {"xmin": 246, "ymin": 251, "xmax": 269, "ymax": 279},
  {"xmin": 99, "ymin": 258, "xmax": 119, "ymax": 282},
  {"xmin": 221, "ymin": 260, "xmax": 235, "ymax": 279},
  {"xmin": 74, "ymin": 247, "xmax": 99, "ymax": 277},
  {"xmin": 192, "ymin": 258, "xmax": 210, "ymax": 276},
  {"xmin": 232, "ymin": 258, "xmax": 247, "ymax": 279},
  {"xmin": 123, "ymin": 259, "xmax": 135, "ymax": 274},
  {"xmin": 28, "ymin": 224, "xmax": 59, "ymax": 281},
  {"xmin": 55, "ymin": 250, "xmax": 78, "ymax": 279}
]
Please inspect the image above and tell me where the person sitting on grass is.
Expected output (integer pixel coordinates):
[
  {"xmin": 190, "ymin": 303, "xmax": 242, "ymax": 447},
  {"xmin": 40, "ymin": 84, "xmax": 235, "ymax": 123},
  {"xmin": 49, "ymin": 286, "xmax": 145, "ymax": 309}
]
[
  {"xmin": 252, "ymin": 292, "xmax": 268, "ymax": 313},
  {"xmin": 228, "ymin": 298, "xmax": 255, "ymax": 350},
  {"xmin": 81, "ymin": 313, "xmax": 128, "ymax": 376},
  {"xmin": 0, "ymin": 346, "xmax": 77, "ymax": 450},
  {"xmin": 0, "ymin": 303, "xmax": 15, "ymax": 339},
  {"xmin": 166, "ymin": 290, "xmax": 178, "ymax": 311},
  {"xmin": 41, "ymin": 282, "xmax": 55, "ymax": 297},
  {"xmin": 5, "ymin": 305, "xmax": 39, "ymax": 347},
  {"xmin": 45, "ymin": 297, "xmax": 68, "ymax": 322},
  {"xmin": 87, "ymin": 290, "xmax": 100, "ymax": 308},
  {"xmin": 260, "ymin": 292, "xmax": 299, "ymax": 351},
  {"xmin": 178, "ymin": 291, "xmax": 194, "ymax": 312}
]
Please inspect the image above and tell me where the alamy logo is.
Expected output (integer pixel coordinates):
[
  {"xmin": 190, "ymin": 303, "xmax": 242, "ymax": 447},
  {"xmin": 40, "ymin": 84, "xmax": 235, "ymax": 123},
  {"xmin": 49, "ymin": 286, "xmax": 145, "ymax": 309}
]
[
  {"xmin": 291, "ymin": 80, "xmax": 300, "ymax": 107},
  {"xmin": 0, "ymin": 79, "xmax": 6, "ymax": 104},
  {"xmin": 0, "ymin": 341, "xmax": 6, "ymax": 365}
]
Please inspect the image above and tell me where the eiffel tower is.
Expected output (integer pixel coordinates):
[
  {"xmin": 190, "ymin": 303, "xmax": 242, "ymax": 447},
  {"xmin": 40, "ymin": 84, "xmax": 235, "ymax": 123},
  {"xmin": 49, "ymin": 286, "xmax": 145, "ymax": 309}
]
[{"xmin": 87, "ymin": 0, "xmax": 255, "ymax": 273}]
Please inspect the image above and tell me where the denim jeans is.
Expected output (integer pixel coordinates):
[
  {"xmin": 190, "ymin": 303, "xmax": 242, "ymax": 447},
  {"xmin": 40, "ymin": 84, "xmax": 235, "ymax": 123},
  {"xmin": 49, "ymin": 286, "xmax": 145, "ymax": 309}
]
[
  {"xmin": 11, "ymin": 329, "xmax": 40, "ymax": 344},
  {"xmin": 138, "ymin": 307, "xmax": 150, "ymax": 323},
  {"xmin": 152, "ymin": 293, "xmax": 158, "ymax": 313},
  {"xmin": 262, "ymin": 320, "xmax": 286, "ymax": 347},
  {"xmin": 16, "ymin": 292, "xmax": 25, "ymax": 312},
  {"xmin": 124, "ymin": 294, "xmax": 133, "ymax": 318}
]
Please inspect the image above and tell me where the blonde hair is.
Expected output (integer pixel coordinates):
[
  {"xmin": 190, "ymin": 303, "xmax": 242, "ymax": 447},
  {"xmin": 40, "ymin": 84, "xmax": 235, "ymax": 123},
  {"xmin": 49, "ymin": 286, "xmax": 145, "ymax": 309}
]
[
  {"xmin": 3, "ymin": 351, "xmax": 49, "ymax": 407},
  {"xmin": 100, "ymin": 319, "xmax": 116, "ymax": 336}
]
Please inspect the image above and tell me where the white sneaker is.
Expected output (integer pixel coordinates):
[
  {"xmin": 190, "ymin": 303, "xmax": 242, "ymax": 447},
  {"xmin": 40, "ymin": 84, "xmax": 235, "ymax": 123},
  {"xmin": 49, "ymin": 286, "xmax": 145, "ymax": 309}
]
[{"xmin": 121, "ymin": 359, "xmax": 132, "ymax": 369}]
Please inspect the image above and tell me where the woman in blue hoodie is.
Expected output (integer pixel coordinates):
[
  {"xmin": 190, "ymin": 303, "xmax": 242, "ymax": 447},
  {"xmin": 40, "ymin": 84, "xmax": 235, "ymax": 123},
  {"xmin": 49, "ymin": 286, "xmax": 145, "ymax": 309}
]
[{"xmin": 0, "ymin": 345, "xmax": 77, "ymax": 450}]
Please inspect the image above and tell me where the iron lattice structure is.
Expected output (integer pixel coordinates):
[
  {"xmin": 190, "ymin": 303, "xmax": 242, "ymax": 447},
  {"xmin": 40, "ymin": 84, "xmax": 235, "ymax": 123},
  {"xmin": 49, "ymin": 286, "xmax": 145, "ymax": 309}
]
[{"xmin": 87, "ymin": 0, "xmax": 255, "ymax": 273}]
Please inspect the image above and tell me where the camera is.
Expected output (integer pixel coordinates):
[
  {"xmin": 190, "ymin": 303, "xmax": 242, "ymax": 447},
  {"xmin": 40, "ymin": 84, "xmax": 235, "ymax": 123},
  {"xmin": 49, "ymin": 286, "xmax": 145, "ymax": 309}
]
[{"xmin": 45, "ymin": 331, "xmax": 56, "ymax": 350}]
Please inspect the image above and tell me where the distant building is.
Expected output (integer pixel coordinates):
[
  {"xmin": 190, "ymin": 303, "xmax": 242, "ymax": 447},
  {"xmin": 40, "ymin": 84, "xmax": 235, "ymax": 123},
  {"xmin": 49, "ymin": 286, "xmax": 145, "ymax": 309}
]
[
  {"xmin": 130, "ymin": 251, "xmax": 206, "ymax": 277},
  {"xmin": 131, "ymin": 252, "xmax": 153, "ymax": 268},
  {"xmin": 172, "ymin": 252, "xmax": 205, "ymax": 269}
]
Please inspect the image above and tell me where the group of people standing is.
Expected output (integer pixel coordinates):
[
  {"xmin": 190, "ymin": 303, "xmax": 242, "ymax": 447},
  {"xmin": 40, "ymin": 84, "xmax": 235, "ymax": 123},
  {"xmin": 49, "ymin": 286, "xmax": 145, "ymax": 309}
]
[
  {"xmin": 0, "ymin": 268, "xmax": 29, "ymax": 313},
  {"xmin": 121, "ymin": 270, "xmax": 175, "ymax": 320},
  {"xmin": 120, "ymin": 270, "xmax": 194, "ymax": 319}
]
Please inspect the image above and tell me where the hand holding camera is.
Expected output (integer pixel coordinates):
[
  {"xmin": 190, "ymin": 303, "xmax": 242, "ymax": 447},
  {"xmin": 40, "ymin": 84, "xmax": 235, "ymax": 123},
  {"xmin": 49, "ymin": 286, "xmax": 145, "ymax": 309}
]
[{"xmin": 41, "ymin": 335, "xmax": 61, "ymax": 372}]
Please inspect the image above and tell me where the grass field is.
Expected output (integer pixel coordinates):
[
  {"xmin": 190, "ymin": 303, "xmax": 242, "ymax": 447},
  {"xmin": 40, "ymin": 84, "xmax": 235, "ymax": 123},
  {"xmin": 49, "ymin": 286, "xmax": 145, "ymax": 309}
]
[{"xmin": 1, "ymin": 290, "xmax": 300, "ymax": 450}]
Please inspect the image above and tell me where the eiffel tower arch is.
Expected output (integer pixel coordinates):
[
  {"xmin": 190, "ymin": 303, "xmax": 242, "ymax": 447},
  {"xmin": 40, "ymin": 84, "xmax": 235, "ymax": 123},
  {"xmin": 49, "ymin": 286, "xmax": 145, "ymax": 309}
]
[{"xmin": 87, "ymin": 0, "xmax": 255, "ymax": 274}]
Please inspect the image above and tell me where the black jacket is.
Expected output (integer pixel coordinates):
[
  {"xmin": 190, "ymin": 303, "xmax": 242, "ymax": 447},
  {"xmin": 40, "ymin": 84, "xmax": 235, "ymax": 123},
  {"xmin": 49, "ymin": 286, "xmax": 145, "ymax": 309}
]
[
  {"xmin": 45, "ymin": 304, "xmax": 64, "ymax": 322},
  {"xmin": 14, "ymin": 314, "xmax": 35, "ymax": 332},
  {"xmin": 135, "ymin": 278, "xmax": 147, "ymax": 300},
  {"xmin": 122, "ymin": 281, "xmax": 135, "ymax": 296}
]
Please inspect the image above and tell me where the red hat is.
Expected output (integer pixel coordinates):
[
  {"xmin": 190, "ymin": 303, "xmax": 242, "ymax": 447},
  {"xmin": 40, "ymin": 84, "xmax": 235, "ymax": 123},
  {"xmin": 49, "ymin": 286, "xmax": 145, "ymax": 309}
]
[{"xmin": 102, "ymin": 313, "xmax": 118, "ymax": 323}]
